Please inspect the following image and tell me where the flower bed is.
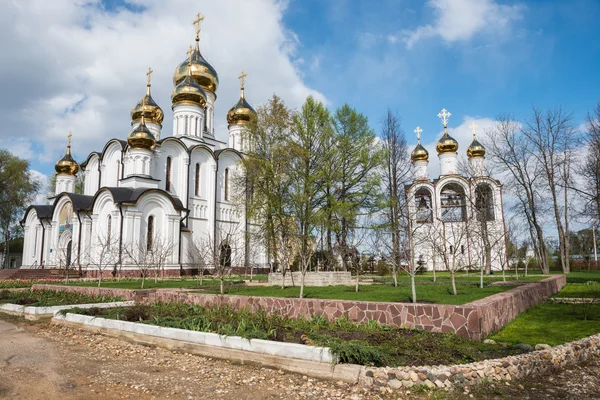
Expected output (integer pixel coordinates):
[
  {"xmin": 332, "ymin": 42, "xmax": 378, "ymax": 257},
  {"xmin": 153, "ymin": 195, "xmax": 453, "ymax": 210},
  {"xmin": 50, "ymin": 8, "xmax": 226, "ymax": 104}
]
[
  {"xmin": 0, "ymin": 278, "xmax": 65, "ymax": 289},
  {"xmin": 66, "ymin": 302, "xmax": 526, "ymax": 367}
]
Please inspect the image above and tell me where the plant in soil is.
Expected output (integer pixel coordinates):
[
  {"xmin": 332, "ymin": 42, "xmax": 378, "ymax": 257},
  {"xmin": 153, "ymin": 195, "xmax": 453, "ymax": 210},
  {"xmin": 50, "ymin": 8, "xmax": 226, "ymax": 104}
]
[
  {"xmin": 0, "ymin": 289, "xmax": 122, "ymax": 307},
  {"xmin": 67, "ymin": 302, "xmax": 527, "ymax": 367}
]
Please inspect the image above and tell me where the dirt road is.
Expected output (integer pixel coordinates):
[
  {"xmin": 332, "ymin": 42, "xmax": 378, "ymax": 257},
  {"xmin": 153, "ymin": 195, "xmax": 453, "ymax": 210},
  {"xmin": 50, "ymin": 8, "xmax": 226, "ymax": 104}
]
[{"xmin": 1, "ymin": 316, "xmax": 599, "ymax": 399}]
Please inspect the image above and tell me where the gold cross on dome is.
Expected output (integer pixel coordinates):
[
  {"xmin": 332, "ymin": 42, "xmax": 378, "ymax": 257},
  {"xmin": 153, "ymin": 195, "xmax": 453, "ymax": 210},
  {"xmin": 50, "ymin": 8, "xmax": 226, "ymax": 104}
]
[
  {"xmin": 186, "ymin": 45, "xmax": 194, "ymax": 64},
  {"xmin": 437, "ymin": 108, "xmax": 451, "ymax": 126},
  {"xmin": 193, "ymin": 12, "xmax": 205, "ymax": 35},
  {"xmin": 146, "ymin": 67, "xmax": 153, "ymax": 86},
  {"xmin": 67, "ymin": 131, "xmax": 72, "ymax": 146},
  {"xmin": 238, "ymin": 70, "xmax": 247, "ymax": 89},
  {"xmin": 469, "ymin": 122, "xmax": 478, "ymax": 138},
  {"xmin": 414, "ymin": 126, "xmax": 423, "ymax": 142}
]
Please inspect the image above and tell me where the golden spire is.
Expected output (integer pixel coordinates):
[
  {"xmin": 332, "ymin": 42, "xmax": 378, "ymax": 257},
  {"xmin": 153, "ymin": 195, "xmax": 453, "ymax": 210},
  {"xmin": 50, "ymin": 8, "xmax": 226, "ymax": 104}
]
[
  {"xmin": 414, "ymin": 126, "xmax": 423, "ymax": 144},
  {"xmin": 469, "ymin": 122, "xmax": 478, "ymax": 140},
  {"xmin": 193, "ymin": 12, "xmax": 205, "ymax": 50},
  {"xmin": 238, "ymin": 70, "xmax": 247, "ymax": 98},
  {"xmin": 67, "ymin": 131, "xmax": 72, "ymax": 154},
  {"xmin": 140, "ymin": 95, "xmax": 146, "ymax": 125},
  {"xmin": 146, "ymin": 67, "xmax": 153, "ymax": 95}
]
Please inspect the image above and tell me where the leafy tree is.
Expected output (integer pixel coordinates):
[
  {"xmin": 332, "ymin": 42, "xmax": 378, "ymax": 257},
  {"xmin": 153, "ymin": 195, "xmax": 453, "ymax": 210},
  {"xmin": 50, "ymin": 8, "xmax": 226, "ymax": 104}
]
[{"xmin": 0, "ymin": 149, "xmax": 41, "ymax": 268}]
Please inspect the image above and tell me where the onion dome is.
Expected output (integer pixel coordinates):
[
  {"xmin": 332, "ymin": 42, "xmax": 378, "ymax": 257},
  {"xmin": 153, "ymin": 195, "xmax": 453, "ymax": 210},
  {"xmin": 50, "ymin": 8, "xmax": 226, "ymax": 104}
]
[
  {"xmin": 172, "ymin": 46, "xmax": 208, "ymax": 108},
  {"xmin": 127, "ymin": 99, "xmax": 156, "ymax": 150},
  {"xmin": 467, "ymin": 137, "xmax": 485, "ymax": 158},
  {"xmin": 55, "ymin": 132, "xmax": 79, "ymax": 175},
  {"xmin": 410, "ymin": 126, "xmax": 429, "ymax": 162},
  {"xmin": 173, "ymin": 16, "xmax": 219, "ymax": 93},
  {"xmin": 467, "ymin": 123, "xmax": 485, "ymax": 158},
  {"xmin": 436, "ymin": 128, "xmax": 459, "ymax": 154},
  {"xmin": 131, "ymin": 67, "xmax": 164, "ymax": 126},
  {"xmin": 227, "ymin": 71, "xmax": 257, "ymax": 126}
]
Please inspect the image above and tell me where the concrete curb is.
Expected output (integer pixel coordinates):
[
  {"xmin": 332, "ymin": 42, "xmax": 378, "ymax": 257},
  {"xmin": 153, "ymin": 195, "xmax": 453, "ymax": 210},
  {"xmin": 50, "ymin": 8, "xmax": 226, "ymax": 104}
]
[
  {"xmin": 52, "ymin": 312, "xmax": 364, "ymax": 383},
  {"xmin": 0, "ymin": 301, "xmax": 134, "ymax": 320}
]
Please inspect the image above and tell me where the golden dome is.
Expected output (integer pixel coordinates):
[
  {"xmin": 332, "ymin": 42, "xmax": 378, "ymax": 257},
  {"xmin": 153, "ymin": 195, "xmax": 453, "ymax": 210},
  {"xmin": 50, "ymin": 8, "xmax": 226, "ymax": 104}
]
[
  {"xmin": 467, "ymin": 137, "xmax": 486, "ymax": 158},
  {"xmin": 171, "ymin": 75, "xmax": 207, "ymax": 108},
  {"xmin": 173, "ymin": 42, "xmax": 219, "ymax": 93},
  {"xmin": 131, "ymin": 82, "xmax": 164, "ymax": 126},
  {"xmin": 411, "ymin": 143, "xmax": 429, "ymax": 162},
  {"xmin": 227, "ymin": 80, "xmax": 257, "ymax": 126},
  {"xmin": 436, "ymin": 128, "xmax": 459, "ymax": 154},
  {"xmin": 55, "ymin": 132, "xmax": 79, "ymax": 175},
  {"xmin": 127, "ymin": 119, "xmax": 156, "ymax": 150}
]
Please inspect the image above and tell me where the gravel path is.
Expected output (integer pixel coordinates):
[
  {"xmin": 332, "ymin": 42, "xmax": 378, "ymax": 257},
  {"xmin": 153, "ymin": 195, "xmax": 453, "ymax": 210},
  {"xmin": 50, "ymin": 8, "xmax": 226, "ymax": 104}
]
[{"xmin": 1, "ymin": 315, "xmax": 599, "ymax": 399}]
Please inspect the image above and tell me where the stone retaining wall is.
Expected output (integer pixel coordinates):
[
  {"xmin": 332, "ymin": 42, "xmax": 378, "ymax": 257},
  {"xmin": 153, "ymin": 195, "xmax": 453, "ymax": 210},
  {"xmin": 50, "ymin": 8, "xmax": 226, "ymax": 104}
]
[
  {"xmin": 32, "ymin": 275, "xmax": 566, "ymax": 340},
  {"xmin": 360, "ymin": 333, "xmax": 600, "ymax": 390}
]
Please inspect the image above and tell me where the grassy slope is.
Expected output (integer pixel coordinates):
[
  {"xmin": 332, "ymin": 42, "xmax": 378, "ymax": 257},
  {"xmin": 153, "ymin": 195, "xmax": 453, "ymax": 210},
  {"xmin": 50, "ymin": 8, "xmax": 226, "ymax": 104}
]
[
  {"xmin": 0, "ymin": 289, "xmax": 121, "ymax": 307},
  {"xmin": 489, "ymin": 303, "xmax": 600, "ymax": 346},
  {"xmin": 202, "ymin": 283, "xmax": 515, "ymax": 305}
]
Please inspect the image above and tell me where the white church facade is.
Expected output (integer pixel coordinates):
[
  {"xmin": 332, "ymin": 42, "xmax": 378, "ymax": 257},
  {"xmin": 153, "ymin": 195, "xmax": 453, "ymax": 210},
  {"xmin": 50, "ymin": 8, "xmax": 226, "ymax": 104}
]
[
  {"xmin": 21, "ymin": 14, "xmax": 266, "ymax": 276},
  {"xmin": 406, "ymin": 110, "xmax": 508, "ymax": 272}
]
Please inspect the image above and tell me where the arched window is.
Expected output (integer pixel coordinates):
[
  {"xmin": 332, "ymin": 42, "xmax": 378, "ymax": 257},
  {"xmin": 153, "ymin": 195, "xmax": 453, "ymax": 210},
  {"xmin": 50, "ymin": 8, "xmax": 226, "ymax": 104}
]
[
  {"xmin": 147, "ymin": 215, "xmax": 154, "ymax": 251},
  {"xmin": 475, "ymin": 184, "xmax": 495, "ymax": 222},
  {"xmin": 165, "ymin": 157, "xmax": 172, "ymax": 192},
  {"xmin": 415, "ymin": 187, "xmax": 433, "ymax": 223},
  {"xmin": 195, "ymin": 163, "xmax": 200, "ymax": 197},
  {"xmin": 107, "ymin": 215, "xmax": 112, "ymax": 250},
  {"xmin": 440, "ymin": 183, "xmax": 467, "ymax": 222},
  {"xmin": 220, "ymin": 243, "xmax": 232, "ymax": 267},
  {"xmin": 224, "ymin": 168, "xmax": 229, "ymax": 201}
]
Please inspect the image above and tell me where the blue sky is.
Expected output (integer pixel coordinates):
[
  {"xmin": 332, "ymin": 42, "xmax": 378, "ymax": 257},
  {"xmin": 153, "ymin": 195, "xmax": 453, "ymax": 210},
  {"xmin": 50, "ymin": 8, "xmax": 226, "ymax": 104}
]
[{"xmin": 1, "ymin": 0, "xmax": 599, "ymax": 183}]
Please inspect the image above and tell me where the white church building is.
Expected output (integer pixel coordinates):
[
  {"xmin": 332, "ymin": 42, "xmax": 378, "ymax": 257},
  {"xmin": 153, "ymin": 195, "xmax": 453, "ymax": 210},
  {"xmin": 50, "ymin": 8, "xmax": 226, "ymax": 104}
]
[
  {"xmin": 406, "ymin": 109, "xmax": 508, "ymax": 272},
  {"xmin": 21, "ymin": 14, "xmax": 266, "ymax": 276}
]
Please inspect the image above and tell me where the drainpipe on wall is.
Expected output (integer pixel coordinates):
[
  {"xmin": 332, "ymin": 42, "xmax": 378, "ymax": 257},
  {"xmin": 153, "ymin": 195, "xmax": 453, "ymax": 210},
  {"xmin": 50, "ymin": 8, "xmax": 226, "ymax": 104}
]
[
  {"xmin": 118, "ymin": 204, "xmax": 124, "ymax": 267},
  {"xmin": 178, "ymin": 209, "xmax": 190, "ymax": 276},
  {"xmin": 38, "ymin": 217, "xmax": 46, "ymax": 268},
  {"xmin": 76, "ymin": 210, "xmax": 83, "ymax": 277}
]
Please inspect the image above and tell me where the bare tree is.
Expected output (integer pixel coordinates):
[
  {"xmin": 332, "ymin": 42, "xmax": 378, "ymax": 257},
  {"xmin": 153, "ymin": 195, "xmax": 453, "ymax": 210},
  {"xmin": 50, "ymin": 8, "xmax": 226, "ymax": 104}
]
[
  {"xmin": 486, "ymin": 115, "xmax": 550, "ymax": 273},
  {"xmin": 89, "ymin": 231, "xmax": 119, "ymax": 287},
  {"xmin": 523, "ymin": 107, "xmax": 576, "ymax": 273},
  {"xmin": 123, "ymin": 232, "xmax": 173, "ymax": 289}
]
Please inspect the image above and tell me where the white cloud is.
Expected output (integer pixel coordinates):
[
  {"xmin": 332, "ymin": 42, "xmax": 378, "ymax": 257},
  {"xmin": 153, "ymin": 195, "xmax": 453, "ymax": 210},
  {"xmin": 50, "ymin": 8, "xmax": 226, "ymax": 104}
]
[
  {"xmin": 0, "ymin": 0, "xmax": 324, "ymax": 169},
  {"xmin": 29, "ymin": 169, "xmax": 50, "ymax": 205},
  {"xmin": 399, "ymin": 0, "xmax": 523, "ymax": 49}
]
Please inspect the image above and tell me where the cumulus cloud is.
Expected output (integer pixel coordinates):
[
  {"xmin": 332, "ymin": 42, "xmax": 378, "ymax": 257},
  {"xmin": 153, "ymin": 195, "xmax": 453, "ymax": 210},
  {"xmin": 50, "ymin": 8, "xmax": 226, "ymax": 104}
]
[
  {"xmin": 0, "ymin": 0, "xmax": 324, "ymax": 169},
  {"xmin": 399, "ymin": 0, "xmax": 524, "ymax": 48}
]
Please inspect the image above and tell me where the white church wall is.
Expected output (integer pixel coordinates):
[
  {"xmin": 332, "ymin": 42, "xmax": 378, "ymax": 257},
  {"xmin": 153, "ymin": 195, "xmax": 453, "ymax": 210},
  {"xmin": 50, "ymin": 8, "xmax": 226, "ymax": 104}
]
[
  {"xmin": 84, "ymin": 155, "xmax": 100, "ymax": 195},
  {"xmin": 135, "ymin": 193, "xmax": 181, "ymax": 265},
  {"xmin": 155, "ymin": 140, "xmax": 188, "ymax": 200},
  {"xmin": 101, "ymin": 142, "xmax": 123, "ymax": 187}
]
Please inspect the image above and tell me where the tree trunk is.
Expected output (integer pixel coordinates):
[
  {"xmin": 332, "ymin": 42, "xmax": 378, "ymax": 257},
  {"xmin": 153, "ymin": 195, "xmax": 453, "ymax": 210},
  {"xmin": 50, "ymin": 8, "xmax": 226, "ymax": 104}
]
[
  {"xmin": 392, "ymin": 268, "xmax": 398, "ymax": 287},
  {"xmin": 479, "ymin": 264, "xmax": 484, "ymax": 289},
  {"xmin": 410, "ymin": 274, "xmax": 417, "ymax": 303},
  {"xmin": 299, "ymin": 270, "xmax": 306, "ymax": 299},
  {"xmin": 220, "ymin": 277, "xmax": 224, "ymax": 295},
  {"xmin": 98, "ymin": 269, "xmax": 103, "ymax": 287},
  {"xmin": 355, "ymin": 270, "xmax": 359, "ymax": 292},
  {"xmin": 141, "ymin": 274, "xmax": 145, "ymax": 289},
  {"xmin": 450, "ymin": 271, "xmax": 457, "ymax": 295}
]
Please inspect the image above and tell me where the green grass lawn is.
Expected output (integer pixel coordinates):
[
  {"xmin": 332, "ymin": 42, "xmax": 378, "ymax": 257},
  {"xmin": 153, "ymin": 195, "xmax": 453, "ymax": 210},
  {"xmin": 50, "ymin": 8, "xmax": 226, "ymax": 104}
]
[
  {"xmin": 368, "ymin": 272, "xmax": 545, "ymax": 284},
  {"xmin": 57, "ymin": 277, "xmax": 260, "ymax": 290},
  {"xmin": 554, "ymin": 282, "xmax": 600, "ymax": 298},
  {"xmin": 489, "ymin": 303, "xmax": 600, "ymax": 346},
  {"xmin": 561, "ymin": 270, "xmax": 600, "ymax": 284},
  {"xmin": 0, "ymin": 289, "xmax": 122, "ymax": 307},
  {"xmin": 201, "ymin": 283, "xmax": 515, "ymax": 305}
]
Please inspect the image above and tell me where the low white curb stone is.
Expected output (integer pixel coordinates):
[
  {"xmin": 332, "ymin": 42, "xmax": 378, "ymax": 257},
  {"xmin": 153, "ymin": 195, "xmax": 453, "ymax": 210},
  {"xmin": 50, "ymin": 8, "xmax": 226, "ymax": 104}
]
[
  {"xmin": 54, "ymin": 312, "xmax": 333, "ymax": 363},
  {"xmin": 0, "ymin": 301, "xmax": 134, "ymax": 320}
]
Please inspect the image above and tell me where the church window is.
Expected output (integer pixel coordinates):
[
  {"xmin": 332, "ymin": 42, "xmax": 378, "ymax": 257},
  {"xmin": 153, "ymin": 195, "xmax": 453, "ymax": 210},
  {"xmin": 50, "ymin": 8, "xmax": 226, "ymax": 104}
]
[
  {"xmin": 440, "ymin": 183, "xmax": 467, "ymax": 222},
  {"xmin": 184, "ymin": 116, "xmax": 189, "ymax": 135},
  {"xmin": 461, "ymin": 245, "xmax": 465, "ymax": 255},
  {"xmin": 107, "ymin": 215, "xmax": 112, "ymax": 250},
  {"xmin": 415, "ymin": 187, "xmax": 433, "ymax": 223},
  {"xmin": 147, "ymin": 215, "xmax": 154, "ymax": 251},
  {"xmin": 116, "ymin": 160, "xmax": 120, "ymax": 185},
  {"xmin": 166, "ymin": 157, "xmax": 172, "ymax": 192},
  {"xmin": 449, "ymin": 245, "xmax": 454, "ymax": 254},
  {"xmin": 195, "ymin": 163, "xmax": 200, "ymax": 197},
  {"xmin": 33, "ymin": 228, "xmax": 38, "ymax": 256},
  {"xmin": 224, "ymin": 168, "xmax": 229, "ymax": 201}
]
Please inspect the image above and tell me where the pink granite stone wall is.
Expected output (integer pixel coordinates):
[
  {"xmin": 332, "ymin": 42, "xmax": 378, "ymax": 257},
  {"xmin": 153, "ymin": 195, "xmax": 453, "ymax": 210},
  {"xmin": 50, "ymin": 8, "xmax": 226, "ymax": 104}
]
[{"xmin": 33, "ymin": 275, "xmax": 565, "ymax": 340}]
